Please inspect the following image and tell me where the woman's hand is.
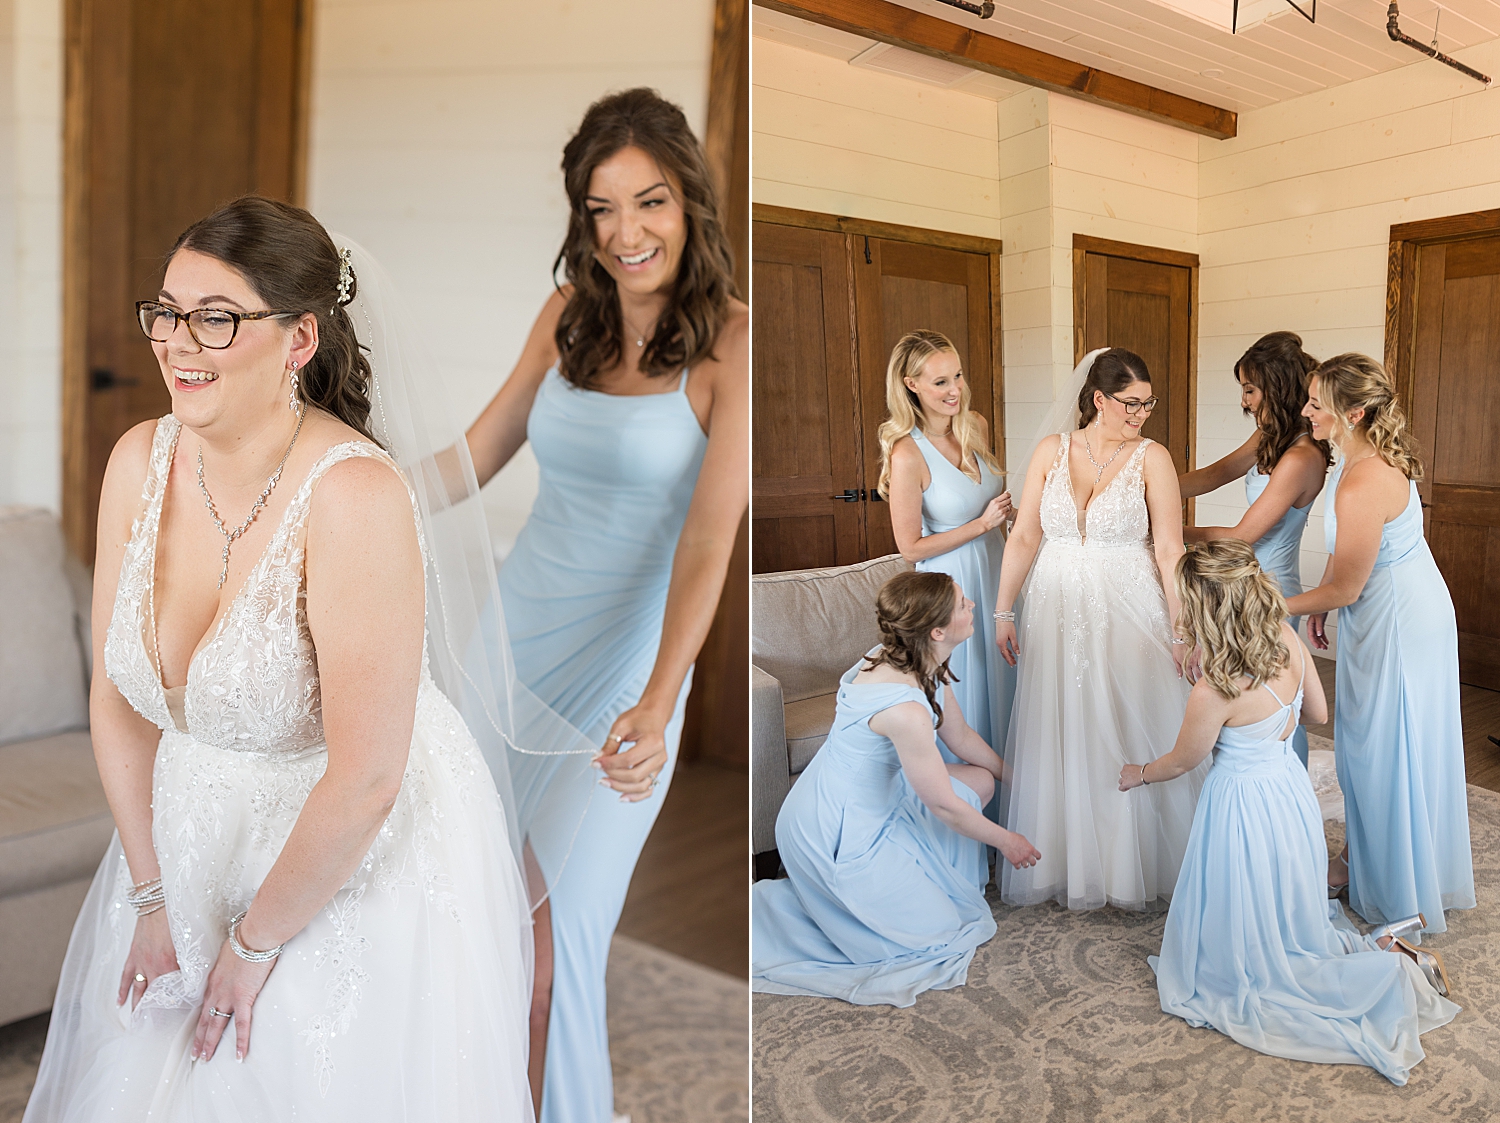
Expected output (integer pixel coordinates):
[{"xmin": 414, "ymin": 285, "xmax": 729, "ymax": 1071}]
[
  {"xmin": 996, "ymin": 829, "xmax": 1040, "ymax": 869},
  {"xmin": 596, "ymin": 702, "xmax": 671, "ymax": 803},
  {"xmin": 977, "ymin": 493, "xmax": 1012, "ymax": 531},
  {"xmin": 1170, "ymin": 640, "xmax": 1188, "ymax": 679},
  {"xmin": 190, "ymin": 938, "xmax": 276, "ymax": 1063},
  {"xmin": 1118, "ymin": 762, "xmax": 1148, "ymax": 792},
  {"xmin": 1307, "ymin": 613, "xmax": 1329, "ymax": 650},
  {"xmin": 117, "ymin": 908, "xmax": 179, "ymax": 1010},
  {"xmin": 995, "ymin": 618, "xmax": 1020, "ymax": 666}
]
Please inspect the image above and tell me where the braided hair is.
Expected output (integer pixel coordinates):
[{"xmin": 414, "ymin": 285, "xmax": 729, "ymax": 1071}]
[{"xmin": 862, "ymin": 571, "xmax": 961, "ymax": 723}]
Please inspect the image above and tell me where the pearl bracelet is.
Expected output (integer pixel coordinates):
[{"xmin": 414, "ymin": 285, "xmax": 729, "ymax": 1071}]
[{"xmin": 228, "ymin": 911, "xmax": 284, "ymax": 964}]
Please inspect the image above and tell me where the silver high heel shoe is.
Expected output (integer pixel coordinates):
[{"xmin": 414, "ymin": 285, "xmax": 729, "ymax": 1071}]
[{"xmin": 1371, "ymin": 914, "xmax": 1452, "ymax": 997}]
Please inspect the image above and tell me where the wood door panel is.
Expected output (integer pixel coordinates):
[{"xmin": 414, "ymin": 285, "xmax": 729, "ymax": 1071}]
[
  {"xmin": 1078, "ymin": 247, "xmax": 1195, "ymax": 476},
  {"xmin": 1404, "ymin": 222, "xmax": 1500, "ymax": 688},
  {"xmin": 66, "ymin": 0, "xmax": 309, "ymax": 560},
  {"xmin": 751, "ymin": 221, "xmax": 863, "ymax": 570}
]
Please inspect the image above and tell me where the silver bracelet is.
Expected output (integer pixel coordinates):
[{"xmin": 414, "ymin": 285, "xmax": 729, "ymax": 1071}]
[
  {"xmin": 228, "ymin": 911, "xmax": 285, "ymax": 964},
  {"xmin": 125, "ymin": 877, "xmax": 165, "ymax": 916},
  {"xmin": 1169, "ymin": 637, "xmax": 1188, "ymax": 646},
  {"xmin": 993, "ymin": 610, "xmax": 1016, "ymax": 621},
  {"xmin": 1140, "ymin": 762, "xmax": 1151, "ymax": 786}
]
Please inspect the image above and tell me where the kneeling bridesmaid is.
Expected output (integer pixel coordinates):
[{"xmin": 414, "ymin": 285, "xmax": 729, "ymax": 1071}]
[
  {"xmin": 1119, "ymin": 542, "xmax": 1458, "ymax": 1085},
  {"xmin": 752, "ymin": 571, "xmax": 1039, "ymax": 1007}
]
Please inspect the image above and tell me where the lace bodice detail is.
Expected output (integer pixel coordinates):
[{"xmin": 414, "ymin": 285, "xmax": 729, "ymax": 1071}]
[
  {"xmin": 104, "ymin": 415, "xmax": 413, "ymax": 755},
  {"xmin": 1038, "ymin": 432, "xmax": 1153, "ymax": 548}
]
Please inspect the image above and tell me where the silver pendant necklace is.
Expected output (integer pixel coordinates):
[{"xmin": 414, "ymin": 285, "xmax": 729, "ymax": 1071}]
[
  {"xmin": 1082, "ymin": 423, "xmax": 1127, "ymax": 485},
  {"xmin": 196, "ymin": 410, "xmax": 306, "ymax": 589}
]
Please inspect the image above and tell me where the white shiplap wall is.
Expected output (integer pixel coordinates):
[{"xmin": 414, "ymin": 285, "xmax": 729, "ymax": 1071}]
[
  {"xmin": 1199, "ymin": 37, "xmax": 1500, "ymax": 640},
  {"xmin": 752, "ymin": 37, "xmax": 1003, "ymax": 240},
  {"xmin": 307, "ymin": 0, "xmax": 715, "ymax": 551}
]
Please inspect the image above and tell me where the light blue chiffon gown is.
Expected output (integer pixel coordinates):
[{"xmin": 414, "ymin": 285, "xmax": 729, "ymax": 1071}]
[
  {"xmin": 752, "ymin": 661, "xmax": 995, "ymax": 1006},
  {"xmin": 910, "ymin": 430, "xmax": 1015, "ymax": 771},
  {"xmin": 499, "ymin": 366, "xmax": 707, "ymax": 1123},
  {"xmin": 1153, "ymin": 647, "xmax": 1460, "ymax": 1085},
  {"xmin": 1245, "ymin": 462, "xmax": 1312, "ymax": 765},
  {"xmin": 1325, "ymin": 458, "xmax": 1475, "ymax": 937}
]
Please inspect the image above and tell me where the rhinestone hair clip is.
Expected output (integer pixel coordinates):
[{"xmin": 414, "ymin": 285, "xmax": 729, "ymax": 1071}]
[{"xmin": 333, "ymin": 247, "xmax": 355, "ymax": 311}]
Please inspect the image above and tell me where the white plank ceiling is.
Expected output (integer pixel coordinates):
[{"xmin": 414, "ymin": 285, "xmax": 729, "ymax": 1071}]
[{"xmin": 754, "ymin": 0, "xmax": 1500, "ymax": 110}]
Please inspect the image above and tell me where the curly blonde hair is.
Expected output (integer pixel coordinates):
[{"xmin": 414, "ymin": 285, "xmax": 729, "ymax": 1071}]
[
  {"xmin": 862, "ymin": 571, "xmax": 959, "ymax": 722},
  {"xmin": 1175, "ymin": 541, "xmax": 1290, "ymax": 700},
  {"xmin": 1310, "ymin": 353, "xmax": 1424, "ymax": 482},
  {"xmin": 875, "ymin": 329, "xmax": 1001, "ymax": 498}
]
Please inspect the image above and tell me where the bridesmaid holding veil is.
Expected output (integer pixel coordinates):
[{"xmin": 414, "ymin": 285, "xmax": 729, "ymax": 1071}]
[
  {"xmin": 994, "ymin": 348, "xmax": 1205, "ymax": 912},
  {"xmin": 877, "ymin": 330, "xmax": 1015, "ymax": 772},
  {"xmin": 1286, "ymin": 354, "xmax": 1473, "ymax": 937},
  {"xmin": 1178, "ymin": 331, "xmax": 1330, "ymax": 766},
  {"xmin": 466, "ymin": 89, "xmax": 748, "ymax": 1122}
]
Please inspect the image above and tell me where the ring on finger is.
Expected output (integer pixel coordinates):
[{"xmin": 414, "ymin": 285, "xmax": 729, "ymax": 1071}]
[
  {"xmin": 208, "ymin": 1007, "xmax": 232, "ymax": 1019},
  {"xmin": 134, "ymin": 972, "xmax": 146, "ymax": 984}
]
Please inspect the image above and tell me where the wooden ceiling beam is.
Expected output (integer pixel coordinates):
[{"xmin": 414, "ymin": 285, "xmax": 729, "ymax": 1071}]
[{"xmin": 755, "ymin": 0, "xmax": 1237, "ymax": 139}]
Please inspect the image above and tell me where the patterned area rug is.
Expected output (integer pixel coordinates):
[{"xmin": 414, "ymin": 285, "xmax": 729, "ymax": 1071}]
[
  {"xmin": 753, "ymin": 785, "xmax": 1500, "ymax": 1122},
  {"xmin": 0, "ymin": 936, "xmax": 747, "ymax": 1123}
]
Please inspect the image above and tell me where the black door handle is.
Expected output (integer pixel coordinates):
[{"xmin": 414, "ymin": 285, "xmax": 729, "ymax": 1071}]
[
  {"xmin": 829, "ymin": 488, "xmax": 862, "ymax": 502},
  {"xmin": 92, "ymin": 369, "xmax": 140, "ymax": 391}
]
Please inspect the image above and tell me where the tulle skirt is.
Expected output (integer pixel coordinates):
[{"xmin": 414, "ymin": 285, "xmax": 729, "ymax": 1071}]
[
  {"xmin": 1000, "ymin": 539, "xmax": 1205, "ymax": 911},
  {"xmin": 24, "ymin": 683, "xmax": 532, "ymax": 1122}
]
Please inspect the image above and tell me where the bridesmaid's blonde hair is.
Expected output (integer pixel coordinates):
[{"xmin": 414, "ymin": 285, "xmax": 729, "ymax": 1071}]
[
  {"xmin": 1175, "ymin": 541, "xmax": 1290, "ymax": 700},
  {"xmin": 875, "ymin": 329, "xmax": 1001, "ymax": 498},
  {"xmin": 1310, "ymin": 353, "xmax": 1424, "ymax": 482},
  {"xmin": 863, "ymin": 571, "xmax": 959, "ymax": 723}
]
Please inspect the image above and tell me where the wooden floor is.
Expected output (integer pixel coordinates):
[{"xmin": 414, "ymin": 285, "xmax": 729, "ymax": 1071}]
[
  {"xmin": 1306, "ymin": 653, "xmax": 1500, "ymax": 794},
  {"xmin": 616, "ymin": 759, "xmax": 748, "ymax": 978}
]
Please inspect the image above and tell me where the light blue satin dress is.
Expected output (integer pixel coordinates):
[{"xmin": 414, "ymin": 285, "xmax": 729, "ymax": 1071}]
[
  {"xmin": 752, "ymin": 661, "xmax": 995, "ymax": 1007},
  {"xmin": 1326, "ymin": 458, "xmax": 1474, "ymax": 938},
  {"xmin": 910, "ymin": 430, "xmax": 1015, "ymax": 771},
  {"xmin": 1153, "ymin": 652, "xmax": 1460, "ymax": 1085},
  {"xmin": 1245, "ymin": 462, "xmax": 1312, "ymax": 765},
  {"xmin": 499, "ymin": 366, "xmax": 707, "ymax": 1123}
]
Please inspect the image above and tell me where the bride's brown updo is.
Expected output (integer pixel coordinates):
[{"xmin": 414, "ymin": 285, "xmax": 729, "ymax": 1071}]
[
  {"xmin": 169, "ymin": 195, "xmax": 380, "ymax": 445},
  {"xmin": 863, "ymin": 571, "xmax": 960, "ymax": 723},
  {"xmin": 1076, "ymin": 348, "xmax": 1151, "ymax": 428}
]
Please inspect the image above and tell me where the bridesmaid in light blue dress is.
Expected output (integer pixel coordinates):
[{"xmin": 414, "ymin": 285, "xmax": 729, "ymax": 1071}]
[
  {"xmin": 879, "ymin": 330, "xmax": 1015, "ymax": 770},
  {"xmin": 753, "ymin": 572, "xmax": 1039, "ymax": 1006},
  {"xmin": 1288, "ymin": 354, "xmax": 1474, "ymax": 938},
  {"xmin": 1181, "ymin": 331, "xmax": 1330, "ymax": 766},
  {"xmin": 467, "ymin": 90, "xmax": 747, "ymax": 1123},
  {"xmin": 1122, "ymin": 541, "xmax": 1458, "ymax": 1085}
]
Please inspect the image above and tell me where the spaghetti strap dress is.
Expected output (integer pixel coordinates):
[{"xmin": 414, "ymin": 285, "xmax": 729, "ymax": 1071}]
[
  {"xmin": 498, "ymin": 365, "xmax": 708, "ymax": 1123},
  {"xmin": 751, "ymin": 657, "xmax": 994, "ymax": 1007},
  {"xmin": 1245, "ymin": 463, "xmax": 1312, "ymax": 764},
  {"xmin": 1153, "ymin": 648, "xmax": 1460, "ymax": 1085},
  {"xmin": 1324, "ymin": 458, "xmax": 1474, "ymax": 938},
  {"xmin": 909, "ymin": 430, "xmax": 1016, "ymax": 769}
]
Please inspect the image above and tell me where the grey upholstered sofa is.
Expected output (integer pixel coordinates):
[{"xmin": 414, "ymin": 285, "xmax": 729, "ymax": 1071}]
[
  {"xmin": 750, "ymin": 554, "xmax": 911, "ymax": 878},
  {"xmin": 0, "ymin": 506, "xmax": 113, "ymax": 1025}
]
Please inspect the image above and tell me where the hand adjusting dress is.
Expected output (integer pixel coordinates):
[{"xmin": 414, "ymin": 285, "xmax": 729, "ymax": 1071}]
[
  {"xmin": 909, "ymin": 430, "xmax": 1016, "ymax": 771},
  {"xmin": 1325, "ymin": 458, "xmax": 1474, "ymax": 936},
  {"xmin": 751, "ymin": 657, "xmax": 994, "ymax": 1007},
  {"xmin": 498, "ymin": 366, "xmax": 708, "ymax": 1123},
  {"xmin": 25, "ymin": 416, "xmax": 532, "ymax": 1121},
  {"xmin": 1001, "ymin": 434, "xmax": 1205, "ymax": 911},
  {"xmin": 1153, "ymin": 649, "xmax": 1460, "ymax": 1085},
  {"xmin": 1244, "ymin": 462, "xmax": 1312, "ymax": 765}
]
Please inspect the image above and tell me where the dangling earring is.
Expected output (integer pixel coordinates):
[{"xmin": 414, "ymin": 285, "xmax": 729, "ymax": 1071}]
[{"xmin": 289, "ymin": 360, "xmax": 302, "ymax": 415}]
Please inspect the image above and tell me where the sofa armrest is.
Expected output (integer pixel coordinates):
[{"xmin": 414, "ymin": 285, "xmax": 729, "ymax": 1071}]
[{"xmin": 750, "ymin": 663, "xmax": 790, "ymax": 856}]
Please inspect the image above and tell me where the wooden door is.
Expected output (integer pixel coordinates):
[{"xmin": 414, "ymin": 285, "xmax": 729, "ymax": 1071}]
[
  {"xmin": 751, "ymin": 221, "xmax": 865, "ymax": 572},
  {"xmin": 1408, "ymin": 234, "xmax": 1500, "ymax": 689},
  {"xmin": 853, "ymin": 238, "xmax": 1000, "ymax": 560},
  {"xmin": 1073, "ymin": 236, "xmax": 1197, "ymax": 476},
  {"xmin": 63, "ymin": 0, "xmax": 311, "ymax": 560}
]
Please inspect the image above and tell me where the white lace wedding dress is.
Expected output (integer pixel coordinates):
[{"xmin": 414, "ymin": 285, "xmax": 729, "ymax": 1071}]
[
  {"xmin": 1000, "ymin": 433, "xmax": 1206, "ymax": 912},
  {"xmin": 25, "ymin": 416, "xmax": 532, "ymax": 1121}
]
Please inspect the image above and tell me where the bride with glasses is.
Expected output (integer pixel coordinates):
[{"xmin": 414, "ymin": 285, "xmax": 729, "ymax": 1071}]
[
  {"xmin": 993, "ymin": 347, "xmax": 1206, "ymax": 912},
  {"xmin": 25, "ymin": 196, "xmax": 572, "ymax": 1120}
]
